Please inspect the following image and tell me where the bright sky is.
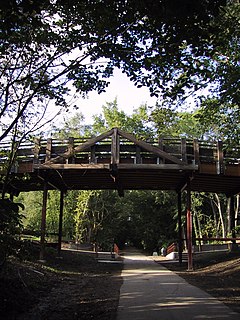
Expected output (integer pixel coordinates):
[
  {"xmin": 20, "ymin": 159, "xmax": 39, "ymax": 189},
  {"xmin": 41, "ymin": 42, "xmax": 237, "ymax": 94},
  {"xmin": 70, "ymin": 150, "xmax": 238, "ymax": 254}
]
[{"xmin": 70, "ymin": 68, "xmax": 158, "ymax": 124}]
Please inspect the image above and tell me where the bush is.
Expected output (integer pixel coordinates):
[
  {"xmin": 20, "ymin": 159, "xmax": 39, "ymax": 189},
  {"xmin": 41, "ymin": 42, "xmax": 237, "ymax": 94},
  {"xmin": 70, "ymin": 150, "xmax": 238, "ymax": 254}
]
[{"xmin": 0, "ymin": 199, "xmax": 24, "ymax": 265}]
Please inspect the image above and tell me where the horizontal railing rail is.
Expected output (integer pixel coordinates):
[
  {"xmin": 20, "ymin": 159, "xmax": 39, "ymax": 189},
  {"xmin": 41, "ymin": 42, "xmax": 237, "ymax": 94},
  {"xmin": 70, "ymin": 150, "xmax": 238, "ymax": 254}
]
[{"xmin": 0, "ymin": 134, "xmax": 240, "ymax": 169}]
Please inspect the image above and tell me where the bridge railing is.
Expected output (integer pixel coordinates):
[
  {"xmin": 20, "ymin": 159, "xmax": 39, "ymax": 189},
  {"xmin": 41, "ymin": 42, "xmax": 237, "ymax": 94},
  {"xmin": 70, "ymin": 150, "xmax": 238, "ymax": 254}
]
[{"xmin": 0, "ymin": 135, "xmax": 239, "ymax": 169}]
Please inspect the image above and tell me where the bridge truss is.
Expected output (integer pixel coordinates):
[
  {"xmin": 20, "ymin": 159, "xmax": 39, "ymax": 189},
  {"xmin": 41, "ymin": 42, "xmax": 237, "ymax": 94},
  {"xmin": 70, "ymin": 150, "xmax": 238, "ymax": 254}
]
[{"xmin": 1, "ymin": 128, "xmax": 240, "ymax": 269}]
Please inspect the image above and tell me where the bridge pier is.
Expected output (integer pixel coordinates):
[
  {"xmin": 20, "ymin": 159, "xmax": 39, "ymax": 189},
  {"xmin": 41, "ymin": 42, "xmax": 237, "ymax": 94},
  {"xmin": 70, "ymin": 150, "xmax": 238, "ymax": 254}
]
[
  {"xmin": 39, "ymin": 181, "xmax": 48, "ymax": 261},
  {"xmin": 186, "ymin": 181, "xmax": 193, "ymax": 271},
  {"xmin": 177, "ymin": 192, "xmax": 183, "ymax": 265},
  {"xmin": 57, "ymin": 190, "xmax": 65, "ymax": 256}
]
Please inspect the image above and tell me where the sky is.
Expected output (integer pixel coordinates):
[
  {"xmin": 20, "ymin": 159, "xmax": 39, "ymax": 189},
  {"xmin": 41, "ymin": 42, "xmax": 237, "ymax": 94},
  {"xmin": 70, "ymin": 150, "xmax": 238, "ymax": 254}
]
[{"xmin": 67, "ymin": 68, "xmax": 158, "ymax": 124}]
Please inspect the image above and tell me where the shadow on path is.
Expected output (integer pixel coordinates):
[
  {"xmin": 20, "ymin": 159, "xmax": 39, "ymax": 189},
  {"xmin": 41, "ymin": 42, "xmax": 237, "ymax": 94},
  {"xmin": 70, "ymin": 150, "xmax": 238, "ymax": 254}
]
[{"xmin": 117, "ymin": 247, "xmax": 239, "ymax": 320}]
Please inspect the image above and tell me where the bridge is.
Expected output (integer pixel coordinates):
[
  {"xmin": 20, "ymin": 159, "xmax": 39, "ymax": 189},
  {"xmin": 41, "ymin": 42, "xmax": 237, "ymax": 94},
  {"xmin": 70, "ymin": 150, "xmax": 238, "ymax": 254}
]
[
  {"xmin": 1, "ymin": 128, "xmax": 239, "ymax": 196},
  {"xmin": 1, "ymin": 128, "xmax": 240, "ymax": 269}
]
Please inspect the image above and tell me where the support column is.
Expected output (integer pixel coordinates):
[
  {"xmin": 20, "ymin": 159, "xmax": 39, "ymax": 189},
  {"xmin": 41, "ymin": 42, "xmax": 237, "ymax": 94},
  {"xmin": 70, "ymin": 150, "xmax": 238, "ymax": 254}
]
[
  {"xmin": 39, "ymin": 181, "xmax": 48, "ymax": 261},
  {"xmin": 230, "ymin": 196, "xmax": 236, "ymax": 244},
  {"xmin": 58, "ymin": 190, "xmax": 65, "ymax": 256},
  {"xmin": 178, "ymin": 192, "xmax": 183, "ymax": 265},
  {"xmin": 186, "ymin": 181, "xmax": 193, "ymax": 271}
]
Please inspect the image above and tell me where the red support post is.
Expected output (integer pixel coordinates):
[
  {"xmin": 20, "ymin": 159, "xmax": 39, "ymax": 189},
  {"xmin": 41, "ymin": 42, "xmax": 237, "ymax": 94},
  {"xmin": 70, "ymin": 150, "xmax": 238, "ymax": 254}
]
[
  {"xmin": 186, "ymin": 182, "xmax": 193, "ymax": 271},
  {"xmin": 178, "ymin": 192, "xmax": 183, "ymax": 265}
]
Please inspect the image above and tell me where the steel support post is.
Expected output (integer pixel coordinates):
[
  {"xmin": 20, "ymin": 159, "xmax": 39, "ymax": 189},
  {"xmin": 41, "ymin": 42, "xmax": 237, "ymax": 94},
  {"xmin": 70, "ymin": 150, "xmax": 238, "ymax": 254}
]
[
  {"xmin": 57, "ymin": 190, "xmax": 64, "ymax": 256},
  {"xmin": 39, "ymin": 181, "xmax": 48, "ymax": 261},
  {"xmin": 178, "ymin": 192, "xmax": 183, "ymax": 265},
  {"xmin": 186, "ymin": 182, "xmax": 193, "ymax": 271}
]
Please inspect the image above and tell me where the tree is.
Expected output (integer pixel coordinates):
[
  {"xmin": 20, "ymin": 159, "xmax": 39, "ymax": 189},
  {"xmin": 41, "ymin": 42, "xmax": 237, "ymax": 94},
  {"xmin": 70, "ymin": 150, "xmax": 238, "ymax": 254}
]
[
  {"xmin": 111, "ymin": 190, "xmax": 178, "ymax": 252},
  {"xmin": 1, "ymin": 0, "xmax": 234, "ymax": 144},
  {"xmin": 2, "ymin": 1, "xmax": 238, "ymax": 197},
  {"xmin": 91, "ymin": 98, "xmax": 154, "ymax": 138},
  {"xmin": 151, "ymin": 106, "xmax": 206, "ymax": 138},
  {"xmin": 74, "ymin": 190, "xmax": 121, "ymax": 249},
  {"xmin": 194, "ymin": 100, "xmax": 240, "ymax": 146}
]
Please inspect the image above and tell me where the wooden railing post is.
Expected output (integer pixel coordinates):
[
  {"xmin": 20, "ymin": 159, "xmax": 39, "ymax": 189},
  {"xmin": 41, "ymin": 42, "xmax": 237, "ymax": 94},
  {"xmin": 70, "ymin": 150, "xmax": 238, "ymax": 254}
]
[
  {"xmin": 193, "ymin": 139, "xmax": 199, "ymax": 165},
  {"xmin": 181, "ymin": 138, "xmax": 187, "ymax": 163},
  {"xmin": 158, "ymin": 138, "xmax": 164, "ymax": 164},
  {"xmin": 90, "ymin": 145, "xmax": 96, "ymax": 164},
  {"xmin": 217, "ymin": 141, "xmax": 224, "ymax": 174},
  {"xmin": 67, "ymin": 137, "xmax": 75, "ymax": 164},
  {"xmin": 111, "ymin": 128, "xmax": 120, "ymax": 166},
  {"xmin": 45, "ymin": 138, "xmax": 52, "ymax": 163},
  {"xmin": 33, "ymin": 138, "xmax": 41, "ymax": 165},
  {"xmin": 136, "ymin": 146, "xmax": 141, "ymax": 164}
]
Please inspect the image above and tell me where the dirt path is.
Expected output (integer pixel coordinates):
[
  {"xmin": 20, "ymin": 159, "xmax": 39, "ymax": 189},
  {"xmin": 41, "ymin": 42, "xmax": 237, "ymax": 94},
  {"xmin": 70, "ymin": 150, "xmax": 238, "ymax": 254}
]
[{"xmin": 0, "ymin": 249, "xmax": 123, "ymax": 320}]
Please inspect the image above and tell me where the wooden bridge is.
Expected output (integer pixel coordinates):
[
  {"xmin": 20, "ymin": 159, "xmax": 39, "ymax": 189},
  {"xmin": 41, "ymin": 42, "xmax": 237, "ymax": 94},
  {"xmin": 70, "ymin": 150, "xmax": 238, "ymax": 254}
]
[
  {"xmin": 1, "ymin": 127, "xmax": 240, "ymax": 269},
  {"xmin": 0, "ymin": 128, "xmax": 239, "ymax": 196}
]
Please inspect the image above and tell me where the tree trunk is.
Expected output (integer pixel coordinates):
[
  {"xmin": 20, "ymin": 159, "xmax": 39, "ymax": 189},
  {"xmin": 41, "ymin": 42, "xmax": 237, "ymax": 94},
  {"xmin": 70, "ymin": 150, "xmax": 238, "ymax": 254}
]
[
  {"xmin": 235, "ymin": 194, "xmax": 239, "ymax": 225},
  {"xmin": 211, "ymin": 194, "xmax": 226, "ymax": 238}
]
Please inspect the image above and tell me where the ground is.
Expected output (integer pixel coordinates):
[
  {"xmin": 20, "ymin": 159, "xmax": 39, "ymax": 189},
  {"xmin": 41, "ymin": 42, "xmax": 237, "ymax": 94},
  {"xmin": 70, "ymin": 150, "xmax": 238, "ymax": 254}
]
[
  {"xmin": 159, "ymin": 251, "xmax": 240, "ymax": 314},
  {"xmin": 1, "ymin": 248, "xmax": 240, "ymax": 319},
  {"xmin": 0, "ymin": 248, "xmax": 123, "ymax": 320}
]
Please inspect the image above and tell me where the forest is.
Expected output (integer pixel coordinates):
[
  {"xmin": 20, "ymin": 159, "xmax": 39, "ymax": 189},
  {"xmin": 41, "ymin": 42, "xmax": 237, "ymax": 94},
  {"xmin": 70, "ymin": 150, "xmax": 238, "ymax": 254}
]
[
  {"xmin": 15, "ymin": 101, "xmax": 240, "ymax": 253},
  {"xmin": 0, "ymin": 0, "xmax": 240, "ymax": 257}
]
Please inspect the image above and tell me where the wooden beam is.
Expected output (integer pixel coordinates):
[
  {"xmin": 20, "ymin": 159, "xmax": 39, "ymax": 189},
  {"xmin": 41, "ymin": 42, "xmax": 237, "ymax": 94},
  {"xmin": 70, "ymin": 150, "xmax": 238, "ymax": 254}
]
[
  {"xmin": 57, "ymin": 190, "xmax": 64, "ymax": 256},
  {"xmin": 34, "ymin": 163, "xmax": 198, "ymax": 171},
  {"xmin": 39, "ymin": 181, "xmax": 48, "ymax": 261},
  {"xmin": 44, "ymin": 128, "xmax": 114, "ymax": 165},
  {"xmin": 136, "ymin": 146, "xmax": 141, "ymax": 164},
  {"xmin": 193, "ymin": 139, "xmax": 200, "ymax": 165},
  {"xmin": 67, "ymin": 137, "xmax": 75, "ymax": 164},
  {"xmin": 181, "ymin": 138, "xmax": 187, "ymax": 163},
  {"xmin": 176, "ymin": 174, "xmax": 195, "ymax": 193},
  {"xmin": 45, "ymin": 138, "xmax": 52, "ymax": 162},
  {"xmin": 217, "ymin": 141, "xmax": 224, "ymax": 174},
  {"xmin": 90, "ymin": 145, "xmax": 96, "ymax": 164},
  {"xmin": 111, "ymin": 128, "xmax": 120, "ymax": 165},
  {"xmin": 33, "ymin": 138, "xmax": 41, "ymax": 165},
  {"xmin": 118, "ymin": 164, "xmax": 198, "ymax": 170},
  {"xmin": 195, "ymin": 237, "xmax": 240, "ymax": 241},
  {"xmin": 118, "ymin": 128, "xmax": 186, "ymax": 165},
  {"xmin": 34, "ymin": 163, "xmax": 110, "ymax": 170},
  {"xmin": 37, "ymin": 173, "xmax": 66, "ymax": 191},
  {"xmin": 158, "ymin": 138, "xmax": 165, "ymax": 164}
]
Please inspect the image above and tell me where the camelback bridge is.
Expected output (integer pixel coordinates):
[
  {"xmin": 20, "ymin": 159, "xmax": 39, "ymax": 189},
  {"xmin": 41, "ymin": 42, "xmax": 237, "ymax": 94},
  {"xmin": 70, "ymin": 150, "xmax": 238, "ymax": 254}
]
[{"xmin": 1, "ymin": 128, "xmax": 240, "ymax": 269}]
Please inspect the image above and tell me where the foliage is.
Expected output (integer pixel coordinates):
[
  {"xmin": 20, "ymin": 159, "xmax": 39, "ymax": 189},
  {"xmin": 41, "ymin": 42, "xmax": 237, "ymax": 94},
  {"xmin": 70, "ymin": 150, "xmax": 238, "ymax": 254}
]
[
  {"xmin": 151, "ymin": 106, "xmax": 206, "ymax": 138},
  {"xmin": 0, "ymin": 199, "xmax": 24, "ymax": 262},
  {"xmin": 9, "ymin": 96, "xmax": 240, "ymax": 255},
  {"xmin": 51, "ymin": 112, "xmax": 91, "ymax": 139},
  {"xmin": 113, "ymin": 190, "xmax": 178, "ymax": 251},
  {"xmin": 194, "ymin": 100, "xmax": 240, "ymax": 145},
  {"xmin": 17, "ymin": 191, "xmax": 42, "ymax": 231},
  {"xmin": 74, "ymin": 190, "xmax": 121, "ymax": 250},
  {"xmin": 91, "ymin": 98, "xmax": 154, "ymax": 138},
  {"xmin": 1, "ymin": 0, "xmax": 236, "ymax": 143},
  {"xmin": 63, "ymin": 190, "xmax": 79, "ymax": 240}
]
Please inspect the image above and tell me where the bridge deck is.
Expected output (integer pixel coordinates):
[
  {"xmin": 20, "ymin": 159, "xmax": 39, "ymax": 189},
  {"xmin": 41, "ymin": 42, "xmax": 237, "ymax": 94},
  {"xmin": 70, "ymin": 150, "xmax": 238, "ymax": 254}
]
[{"xmin": 0, "ymin": 128, "xmax": 239, "ymax": 196}]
